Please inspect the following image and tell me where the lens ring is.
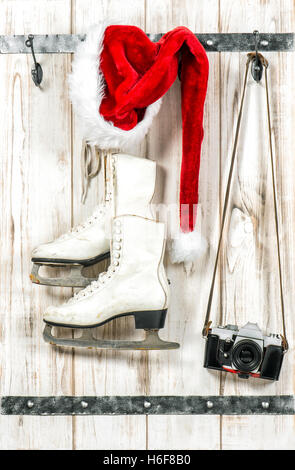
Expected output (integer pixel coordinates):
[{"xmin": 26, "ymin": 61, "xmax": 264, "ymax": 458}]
[{"xmin": 232, "ymin": 340, "xmax": 262, "ymax": 372}]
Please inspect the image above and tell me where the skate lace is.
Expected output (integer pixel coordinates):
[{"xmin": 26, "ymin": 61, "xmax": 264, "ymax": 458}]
[
  {"xmin": 57, "ymin": 205, "xmax": 106, "ymax": 240},
  {"xmin": 58, "ymin": 151, "xmax": 116, "ymax": 242},
  {"xmin": 80, "ymin": 142, "xmax": 117, "ymax": 204},
  {"xmin": 68, "ymin": 261, "xmax": 119, "ymax": 303},
  {"xmin": 67, "ymin": 219, "xmax": 122, "ymax": 303}
]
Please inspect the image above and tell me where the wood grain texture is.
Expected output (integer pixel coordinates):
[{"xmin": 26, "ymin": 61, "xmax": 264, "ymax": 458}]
[
  {"xmin": 71, "ymin": 0, "xmax": 147, "ymax": 450},
  {"xmin": 145, "ymin": 0, "xmax": 222, "ymax": 450},
  {"xmin": 0, "ymin": 0, "xmax": 73, "ymax": 450},
  {"xmin": 219, "ymin": 0, "xmax": 295, "ymax": 450},
  {"xmin": 0, "ymin": 0, "xmax": 294, "ymax": 451}
]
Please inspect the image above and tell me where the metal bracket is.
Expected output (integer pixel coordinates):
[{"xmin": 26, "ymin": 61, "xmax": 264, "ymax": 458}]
[
  {"xmin": 251, "ymin": 30, "xmax": 264, "ymax": 82},
  {"xmin": 25, "ymin": 34, "xmax": 43, "ymax": 86},
  {"xmin": 0, "ymin": 33, "xmax": 294, "ymax": 54},
  {"xmin": 1, "ymin": 395, "xmax": 295, "ymax": 415}
]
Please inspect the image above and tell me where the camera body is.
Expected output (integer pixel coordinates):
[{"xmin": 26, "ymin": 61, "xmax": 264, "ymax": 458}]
[{"xmin": 204, "ymin": 322, "xmax": 284, "ymax": 380}]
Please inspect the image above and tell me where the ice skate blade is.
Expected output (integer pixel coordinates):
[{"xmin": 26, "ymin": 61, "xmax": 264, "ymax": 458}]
[
  {"xmin": 30, "ymin": 263, "xmax": 96, "ymax": 288},
  {"xmin": 43, "ymin": 325, "xmax": 180, "ymax": 351},
  {"xmin": 30, "ymin": 252, "xmax": 110, "ymax": 287}
]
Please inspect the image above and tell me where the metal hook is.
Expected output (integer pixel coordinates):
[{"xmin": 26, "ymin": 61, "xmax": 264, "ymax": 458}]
[
  {"xmin": 25, "ymin": 34, "xmax": 43, "ymax": 86},
  {"xmin": 251, "ymin": 30, "xmax": 263, "ymax": 82}
]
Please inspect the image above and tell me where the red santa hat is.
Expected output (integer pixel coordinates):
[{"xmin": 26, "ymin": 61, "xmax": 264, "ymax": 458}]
[{"xmin": 69, "ymin": 22, "xmax": 209, "ymax": 264}]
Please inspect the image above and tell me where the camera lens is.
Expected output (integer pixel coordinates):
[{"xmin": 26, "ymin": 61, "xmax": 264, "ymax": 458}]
[
  {"xmin": 240, "ymin": 349, "xmax": 254, "ymax": 364},
  {"xmin": 232, "ymin": 340, "xmax": 262, "ymax": 372}
]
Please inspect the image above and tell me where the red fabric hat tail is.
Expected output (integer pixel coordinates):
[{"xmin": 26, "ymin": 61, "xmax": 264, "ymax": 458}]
[
  {"xmin": 180, "ymin": 41, "xmax": 208, "ymax": 233},
  {"xmin": 169, "ymin": 32, "xmax": 209, "ymax": 266}
]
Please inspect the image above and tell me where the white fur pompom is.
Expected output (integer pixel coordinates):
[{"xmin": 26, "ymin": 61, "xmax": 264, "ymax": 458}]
[{"xmin": 169, "ymin": 229, "xmax": 208, "ymax": 264}]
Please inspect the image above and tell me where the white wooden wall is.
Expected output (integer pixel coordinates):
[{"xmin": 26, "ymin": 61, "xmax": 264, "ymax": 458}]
[{"xmin": 0, "ymin": 0, "xmax": 294, "ymax": 450}]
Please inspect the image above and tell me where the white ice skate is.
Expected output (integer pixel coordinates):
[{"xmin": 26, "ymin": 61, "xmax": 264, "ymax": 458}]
[
  {"xmin": 43, "ymin": 215, "xmax": 179, "ymax": 350},
  {"xmin": 30, "ymin": 153, "xmax": 156, "ymax": 287}
]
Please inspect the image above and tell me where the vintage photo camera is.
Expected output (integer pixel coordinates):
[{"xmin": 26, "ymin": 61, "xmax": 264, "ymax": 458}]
[{"xmin": 204, "ymin": 322, "xmax": 285, "ymax": 380}]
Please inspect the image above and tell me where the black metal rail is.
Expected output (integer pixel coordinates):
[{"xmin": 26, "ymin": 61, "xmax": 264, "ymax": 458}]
[
  {"xmin": 1, "ymin": 395, "xmax": 295, "ymax": 415},
  {"xmin": 0, "ymin": 33, "xmax": 294, "ymax": 54}
]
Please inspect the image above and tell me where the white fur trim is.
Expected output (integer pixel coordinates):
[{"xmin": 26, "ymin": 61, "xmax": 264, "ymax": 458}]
[
  {"xmin": 69, "ymin": 23, "xmax": 162, "ymax": 151},
  {"xmin": 169, "ymin": 229, "xmax": 208, "ymax": 264}
]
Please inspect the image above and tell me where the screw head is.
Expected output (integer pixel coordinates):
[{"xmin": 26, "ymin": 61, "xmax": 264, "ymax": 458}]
[
  {"xmin": 81, "ymin": 401, "xmax": 88, "ymax": 408},
  {"xmin": 206, "ymin": 401, "xmax": 214, "ymax": 409},
  {"xmin": 206, "ymin": 39, "xmax": 213, "ymax": 46},
  {"xmin": 262, "ymin": 401, "xmax": 270, "ymax": 409},
  {"xmin": 27, "ymin": 400, "xmax": 34, "ymax": 408},
  {"xmin": 144, "ymin": 401, "xmax": 151, "ymax": 409}
]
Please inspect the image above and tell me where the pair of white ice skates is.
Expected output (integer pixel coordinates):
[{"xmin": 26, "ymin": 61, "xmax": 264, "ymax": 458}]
[{"xmin": 31, "ymin": 153, "xmax": 179, "ymax": 351}]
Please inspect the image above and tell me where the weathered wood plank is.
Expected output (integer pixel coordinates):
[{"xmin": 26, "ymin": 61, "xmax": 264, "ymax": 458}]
[
  {"xmin": 0, "ymin": 0, "xmax": 73, "ymax": 450},
  {"xmin": 219, "ymin": 0, "xmax": 295, "ymax": 450},
  {"xmin": 0, "ymin": 0, "xmax": 294, "ymax": 451},
  {"xmin": 145, "ymin": 0, "xmax": 221, "ymax": 450},
  {"xmin": 71, "ymin": 0, "xmax": 147, "ymax": 450}
]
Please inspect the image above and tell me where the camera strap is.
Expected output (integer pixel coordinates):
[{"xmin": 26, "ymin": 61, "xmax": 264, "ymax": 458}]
[{"xmin": 202, "ymin": 53, "xmax": 288, "ymax": 352}]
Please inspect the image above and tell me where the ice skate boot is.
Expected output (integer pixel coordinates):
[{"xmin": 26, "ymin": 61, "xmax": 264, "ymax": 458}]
[
  {"xmin": 30, "ymin": 153, "xmax": 156, "ymax": 287},
  {"xmin": 43, "ymin": 215, "xmax": 179, "ymax": 350}
]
